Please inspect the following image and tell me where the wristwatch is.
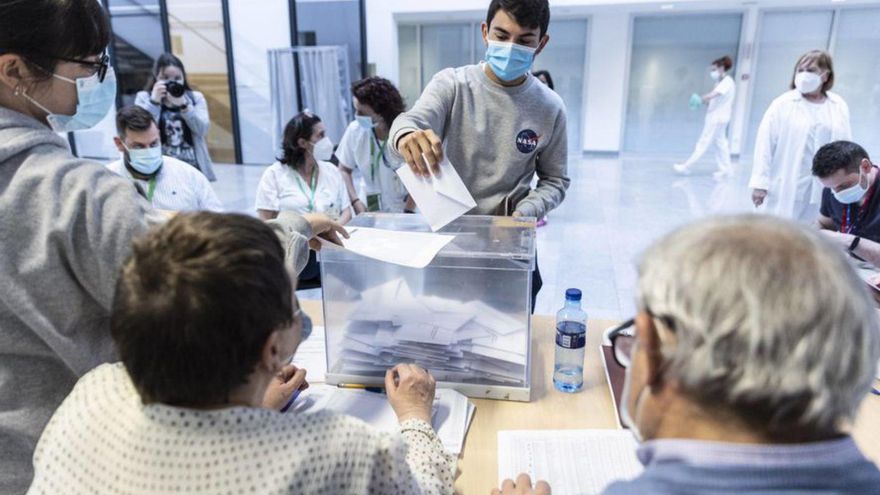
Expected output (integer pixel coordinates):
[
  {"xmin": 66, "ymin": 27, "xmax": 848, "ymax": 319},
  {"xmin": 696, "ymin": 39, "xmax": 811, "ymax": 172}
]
[{"xmin": 849, "ymin": 235, "xmax": 862, "ymax": 252}]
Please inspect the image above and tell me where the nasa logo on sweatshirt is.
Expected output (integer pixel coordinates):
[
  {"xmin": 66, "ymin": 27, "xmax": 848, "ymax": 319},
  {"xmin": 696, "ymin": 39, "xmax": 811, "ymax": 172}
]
[{"xmin": 515, "ymin": 129, "xmax": 540, "ymax": 154}]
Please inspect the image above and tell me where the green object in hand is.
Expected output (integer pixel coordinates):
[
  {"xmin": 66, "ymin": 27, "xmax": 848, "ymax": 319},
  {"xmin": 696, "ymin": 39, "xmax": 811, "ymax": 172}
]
[{"xmin": 689, "ymin": 93, "xmax": 702, "ymax": 110}]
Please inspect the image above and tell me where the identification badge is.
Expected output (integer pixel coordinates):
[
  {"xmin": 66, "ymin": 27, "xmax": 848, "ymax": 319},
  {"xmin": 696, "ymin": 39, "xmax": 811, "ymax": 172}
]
[{"xmin": 367, "ymin": 193, "xmax": 382, "ymax": 212}]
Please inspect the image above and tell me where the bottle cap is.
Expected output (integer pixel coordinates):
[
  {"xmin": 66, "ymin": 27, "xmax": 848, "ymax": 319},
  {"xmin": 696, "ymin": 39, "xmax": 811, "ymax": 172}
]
[{"xmin": 565, "ymin": 288, "xmax": 582, "ymax": 301}]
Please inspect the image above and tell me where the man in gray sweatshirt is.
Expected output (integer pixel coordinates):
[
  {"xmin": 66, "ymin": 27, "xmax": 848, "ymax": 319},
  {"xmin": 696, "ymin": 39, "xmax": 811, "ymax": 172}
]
[{"xmin": 390, "ymin": 0, "xmax": 569, "ymax": 221}]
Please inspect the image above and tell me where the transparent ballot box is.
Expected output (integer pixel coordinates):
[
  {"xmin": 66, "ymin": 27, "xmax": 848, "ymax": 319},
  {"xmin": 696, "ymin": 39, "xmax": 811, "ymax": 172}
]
[{"xmin": 320, "ymin": 213, "xmax": 536, "ymax": 402}]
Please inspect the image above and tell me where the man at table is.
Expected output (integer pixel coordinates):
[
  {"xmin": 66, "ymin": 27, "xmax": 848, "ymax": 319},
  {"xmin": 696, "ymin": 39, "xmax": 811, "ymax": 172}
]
[
  {"xmin": 388, "ymin": 0, "xmax": 569, "ymax": 307},
  {"xmin": 496, "ymin": 215, "xmax": 880, "ymax": 495},
  {"xmin": 814, "ymin": 140, "xmax": 880, "ymax": 243}
]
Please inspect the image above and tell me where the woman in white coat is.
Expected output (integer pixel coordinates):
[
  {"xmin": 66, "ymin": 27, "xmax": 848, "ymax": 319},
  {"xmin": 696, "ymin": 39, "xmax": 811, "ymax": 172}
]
[{"xmin": 749, "ymin": 50, "xmax": 851, "ymax": 222}]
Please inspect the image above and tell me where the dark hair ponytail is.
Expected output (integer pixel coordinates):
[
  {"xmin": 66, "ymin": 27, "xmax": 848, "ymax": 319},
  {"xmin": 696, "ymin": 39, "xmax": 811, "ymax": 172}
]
[
  {"xmin": 0, "ymin": 0, "xmax": 111, "ymax": 81},
  {"xmin": 278, "ymin": 112, "xmax": 322, "ymax": 169}
]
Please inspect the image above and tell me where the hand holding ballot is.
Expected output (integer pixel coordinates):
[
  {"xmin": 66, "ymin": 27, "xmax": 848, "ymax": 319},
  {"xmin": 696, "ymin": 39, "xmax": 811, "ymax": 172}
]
[
  {"xmin": 398, "ymin": 128, "xmax": 444, "ymax": 177},
  {"xmin": 386, "ymin": 363, "xmax": 437, "ymax": 424}
]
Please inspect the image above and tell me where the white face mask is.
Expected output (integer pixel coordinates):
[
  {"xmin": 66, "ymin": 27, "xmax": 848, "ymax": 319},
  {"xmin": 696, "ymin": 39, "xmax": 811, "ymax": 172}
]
[
  {"xmin": 795, "ymin": 71, "xmax": 823, "ymax": 95},
  {"xmin": 311, "ymin": 136, "xmax": 334, "ymax": 161},
  {"xmin": 710, "ymin": 69, "xmax": 721, "ymax": 81},
  {"xmin": 833, "ymin": 171, "xmax": 868, "ymax": 204}
]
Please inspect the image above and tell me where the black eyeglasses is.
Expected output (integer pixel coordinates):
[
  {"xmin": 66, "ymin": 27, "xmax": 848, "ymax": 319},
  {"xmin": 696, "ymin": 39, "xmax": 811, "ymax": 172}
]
[
  {"xmin": 53, "ymin": 52, "xmax": 111, "ymax": 82},
  {"xmin": 608, "ymin": 318, "xmax": 636, "ymax": 368}
]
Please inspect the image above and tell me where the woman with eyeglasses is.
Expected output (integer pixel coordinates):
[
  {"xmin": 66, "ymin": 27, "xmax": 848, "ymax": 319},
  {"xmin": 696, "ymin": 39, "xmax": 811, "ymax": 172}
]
[
  {"xmin": 749, "ymin": 50, "xmax": 852, "ymax": 222},
  {"xmin": 0, "ymin": 2, "xmax": 341, "ymax": 491},
  {"xmin": 135, "ymin": 53, "xmax": 216, "ymax": 181}
]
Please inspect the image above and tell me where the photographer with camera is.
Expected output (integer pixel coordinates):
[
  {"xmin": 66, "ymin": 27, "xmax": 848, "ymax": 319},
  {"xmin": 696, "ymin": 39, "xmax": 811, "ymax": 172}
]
[{"xmin": 135, "ymin": 53, "xmax": 215, "ymax": 181}]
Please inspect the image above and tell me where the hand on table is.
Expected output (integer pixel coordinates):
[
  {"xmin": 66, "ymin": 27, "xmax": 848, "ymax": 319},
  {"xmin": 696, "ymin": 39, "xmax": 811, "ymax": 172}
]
[
  {"xmin": 302, "ymin": 213, "xmax": 349, "ymax": 251},
  {"xmin": 491, "ymin": 474, "xmax": 551, "ymax": 495},
  {"xmin": 385, "ymin": 363, "xmax": 436, "ymax": 424},
  {"xmin": 398, "ymin": 129, "xmax": 443, "ymax": 178},
  {"xmin": 262, "ymin": 364, "xmax": 309, "ymax": 411}
]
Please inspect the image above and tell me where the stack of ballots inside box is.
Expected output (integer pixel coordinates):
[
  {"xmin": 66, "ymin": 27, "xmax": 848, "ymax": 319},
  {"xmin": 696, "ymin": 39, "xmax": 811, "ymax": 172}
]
[{"xmin": 333, "ymin": 277, "xmax": 528, "ymax": 385}]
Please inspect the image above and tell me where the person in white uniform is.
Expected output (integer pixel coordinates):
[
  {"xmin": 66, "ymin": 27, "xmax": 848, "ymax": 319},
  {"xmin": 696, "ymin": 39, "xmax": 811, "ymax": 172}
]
[
  {"xmin": 256, "ymin": 111, "xmax": 352, "ymax": 224},
  {"xmin": 336, "ymin": 77, "xmax": 411, "ymax": 214},
  {"xmin": 674, "ymin": 56, "xmax": 736, "ymax": 180},
  {"xmin": 749, "ymin": 50, "xmax": 852, "ymax": 222},
  {"xmin": 107, "ymin": 106, "xmax": 223, "ymax": 212}
]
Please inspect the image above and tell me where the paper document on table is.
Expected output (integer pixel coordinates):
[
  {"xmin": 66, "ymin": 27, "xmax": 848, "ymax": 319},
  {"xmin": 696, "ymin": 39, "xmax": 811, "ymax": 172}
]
[
  {"xmin": 320, "ymin": 227, "xmax": 455, "ymax": 268},
  {"xmin": 498, "ymin": 430, "xmax": 642, "ymax": 495},
  {"xmin": 396, "ymin": 155, "xmax": 477, "ymax": 231},
  {"xmin": 291, "ymin": 325, "xmax": 327, "ymax": 383},
  {"xmin": 300, "ymin": 386, "xmax": 475, "ymax": 455}
]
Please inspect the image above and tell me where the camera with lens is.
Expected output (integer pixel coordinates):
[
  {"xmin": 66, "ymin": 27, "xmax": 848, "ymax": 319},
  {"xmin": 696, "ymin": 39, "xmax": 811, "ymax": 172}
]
[{"xmin": 165, "ymin": 81, "xmax": 186, "ymax": 98}]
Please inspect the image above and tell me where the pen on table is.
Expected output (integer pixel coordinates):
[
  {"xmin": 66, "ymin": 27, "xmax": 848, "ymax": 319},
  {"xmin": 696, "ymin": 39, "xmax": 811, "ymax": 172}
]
[
  {"xmin": 338, "ymin": 383, "xmax": 386, "ymax": 394},
  {"xmin": 280, "ymin": 388, "xmax": 303, "ymax": 413},
  {"xmin": 872, "ymin": 387, "xmax": 880, "ymax": 396}
]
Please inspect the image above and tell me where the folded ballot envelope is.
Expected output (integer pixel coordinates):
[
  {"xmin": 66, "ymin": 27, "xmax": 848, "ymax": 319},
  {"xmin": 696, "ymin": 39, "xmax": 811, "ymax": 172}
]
[{"xmin": 396, "ymin": 155, "xmax": 477, "ymax": 231}]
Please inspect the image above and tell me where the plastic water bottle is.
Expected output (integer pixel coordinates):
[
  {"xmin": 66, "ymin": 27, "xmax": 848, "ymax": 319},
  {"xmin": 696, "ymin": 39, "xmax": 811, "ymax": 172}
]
[{"xmin": 553, "ymin": 288, "xmax": 587, "ymax": 393}]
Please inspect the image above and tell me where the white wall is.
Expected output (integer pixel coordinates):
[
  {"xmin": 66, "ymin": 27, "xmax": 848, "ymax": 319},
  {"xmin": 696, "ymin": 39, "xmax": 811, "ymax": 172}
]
[{"xmin": 366, "ymin": 0, "xmax": 880, "ymax": 154}]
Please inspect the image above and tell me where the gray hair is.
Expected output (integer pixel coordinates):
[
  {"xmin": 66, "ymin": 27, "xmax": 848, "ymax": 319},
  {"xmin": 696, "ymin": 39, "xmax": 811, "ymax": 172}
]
[{"xmin": 637, "ymin": 215, "xmax": 880, "ymax": 438}]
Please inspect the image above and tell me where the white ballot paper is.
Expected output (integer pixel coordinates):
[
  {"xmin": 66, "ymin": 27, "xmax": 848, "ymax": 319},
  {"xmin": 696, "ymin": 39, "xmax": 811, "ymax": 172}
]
[
  {"xmin": 295, "ymin": 385, "xmax": 475, "ymax": 456},
  {"xmin": 498, "ymin": 430, "xmax": 643, "ymax": 495},
  {"xmin": 291, "ymin": 325, "xmax": 327, "ymax": 383},
  {"xmin": 396, "ymin": 155, "xmax": 477, "ymax": 232},
  {"xmin": 321, "ymin": 227, "xmax": 455, "ymax": 269}
]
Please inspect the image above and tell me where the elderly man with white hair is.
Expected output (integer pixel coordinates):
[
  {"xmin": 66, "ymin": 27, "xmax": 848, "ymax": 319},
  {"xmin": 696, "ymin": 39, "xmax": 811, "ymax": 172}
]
[{"xmin": 496, "ymin": 215, "xmax": 880, "ymax": 495}]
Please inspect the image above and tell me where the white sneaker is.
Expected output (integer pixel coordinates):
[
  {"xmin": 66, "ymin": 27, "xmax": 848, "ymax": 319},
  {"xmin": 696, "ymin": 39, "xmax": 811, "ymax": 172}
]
[{"xmin": 673, "ymin": 163, "xmax": 690, "ymax": 175}]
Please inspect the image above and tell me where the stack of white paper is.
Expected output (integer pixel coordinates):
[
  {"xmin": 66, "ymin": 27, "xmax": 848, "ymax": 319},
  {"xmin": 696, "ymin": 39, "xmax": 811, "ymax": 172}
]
[
  {"xmin": 333, "ymin": 278, "xmax": 528, "ymax": 386},
  {"xmin": 291, "ymin": 325, "xmax": 327, "ymax": 383},
  {"xmin": 498, "ymin": 430, "xmax": 643, "ymax": 495},
  {"xmin": 295, "ymin": 385, "xmax": 475, "ymax": 456}
]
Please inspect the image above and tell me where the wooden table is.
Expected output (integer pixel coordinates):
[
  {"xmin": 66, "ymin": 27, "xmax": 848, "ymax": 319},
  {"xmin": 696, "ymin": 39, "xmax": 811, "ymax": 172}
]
[{"xmin": 300, "ymin": 301, "xmax": 880, "ymax": 494}]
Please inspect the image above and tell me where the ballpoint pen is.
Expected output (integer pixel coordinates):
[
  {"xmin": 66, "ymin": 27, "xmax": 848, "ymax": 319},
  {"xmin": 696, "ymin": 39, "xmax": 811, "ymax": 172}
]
[
  {"xmin": 280, "ymin": 388, "xmax": 303, "ymax": 413},
  {"xmin": 337, "ymin": 383, "xmax": 386, "ymax": 394}
]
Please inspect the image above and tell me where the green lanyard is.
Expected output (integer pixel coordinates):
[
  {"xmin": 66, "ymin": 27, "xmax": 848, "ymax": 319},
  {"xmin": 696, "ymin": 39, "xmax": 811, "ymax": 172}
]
[
  {"xmin": 146, "ymin": 176, "xmax": 158, "ymax": 202},
  {"xmin": 294, "ymin": 167, "xmax": 318, "ymax": 212},
  {"xmin": 369, "ymin": 132, "xmax": 387, "ymax": 183}
]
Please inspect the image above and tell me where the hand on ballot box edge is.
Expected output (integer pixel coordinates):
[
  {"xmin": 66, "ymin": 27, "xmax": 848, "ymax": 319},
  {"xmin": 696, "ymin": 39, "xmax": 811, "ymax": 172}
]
[
  {"xmin": 302, "ymin": 213, "xmax": 349, "ymax": 251},
  {"xmin": 386, "ymin": 363, "xmax": 436, "ymax": 425},
  {"xmin": 492, "ymin": 473, "xmax": 552, "ymax": 495},
  {"xmin": 263, "ymin": 364, "xmax": 309, "ymax": 411},
  {"xmin": 398, "ymin": 129, "xmax": 443, "ymax": 178}
]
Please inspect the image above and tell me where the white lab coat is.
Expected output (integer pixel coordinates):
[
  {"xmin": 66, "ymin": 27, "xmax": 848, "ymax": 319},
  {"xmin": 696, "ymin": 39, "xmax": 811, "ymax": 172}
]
[{"xmin": 749, "ymin": 90, "xmax": 851, "ymax": 221}]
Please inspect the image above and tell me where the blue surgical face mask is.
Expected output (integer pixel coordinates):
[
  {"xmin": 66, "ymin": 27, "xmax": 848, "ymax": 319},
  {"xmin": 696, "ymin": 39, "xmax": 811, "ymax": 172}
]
[
  {"xmin": 125, "ymin": 144, "xmax": 163, "ymax": 175},
  {"xmin": 356, "ymin": 115, "xmax": 377, "ymax": 130},
  {"xmin": 833, "ymin": 171, "xmax": 868, "ymax": 204},
  {"xmin": 485, "ymin": 40, "xmax": 537, "ymax": 82},
  {"xmin": 23, "ymin": 67, "xmax": 117, "ymax": 133}
]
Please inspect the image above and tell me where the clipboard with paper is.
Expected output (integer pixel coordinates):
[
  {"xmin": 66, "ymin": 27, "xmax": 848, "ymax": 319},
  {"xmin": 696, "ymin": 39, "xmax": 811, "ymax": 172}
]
[{"xmin": 396, "ymin": 153, "xmax": 477, "ymax": 231}]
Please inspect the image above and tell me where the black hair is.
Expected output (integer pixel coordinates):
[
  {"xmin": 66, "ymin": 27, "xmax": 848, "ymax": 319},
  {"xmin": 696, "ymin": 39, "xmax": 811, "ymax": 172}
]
[
  {"xmin": 351, "ymin": 77, "xmax": 406, "ymax": 128},
  {"xmin": 116, "ymin": 105, "xmax": 156, "ymax": 138},
  {"xmin": 533, "ymin": 70, "xmax": 554, "ymax": 90},
  {"xmin": 486, "ymin": 0, "xmax": 551, "ymax": 38},
  {"xmin": 812, "ymin": 141, "xmax": 871, "ymax": 178},
  {"xmin": 111, "ymin": 212, "xmax": 294, "ymax": 407},
  {"xmin": 145, "ymin": 53, "xmax": 193, "ymax": 93},
  {"xmin": 278, "ymin": 112, "xmax": 322, "ymax": 170},
  {"xmin": 0, "ymin": 0, "xmax": 111, "ymax": 80}
]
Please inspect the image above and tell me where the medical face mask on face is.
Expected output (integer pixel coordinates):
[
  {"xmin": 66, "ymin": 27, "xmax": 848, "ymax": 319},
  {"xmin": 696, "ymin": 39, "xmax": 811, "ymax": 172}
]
[
  {"xmin": 485, "ymin": 40, "xmax": 537, "ymax": 82},
  {"xmin": 795, "ymin": 71, "xmax": 823, "ymax": 95},
  {"xmin": 833, "ymin": 171, "xmax": 868, "ymax": 204},
  {"xmin": 125, "ymin": 144, "xmax": 163, "ymax": 176},
  {"xmin": 311, "ymin": 136, "xmax": 334, "ymax": 161},
  {"xmin": 356, "ymin": 115, "xmax": 377, "ymax": 130},
  {"xmin": 710, "ymin": 69, "xmax": 721, "ymax": 81},
  {"xmin": 22, "ymin": 67, "xmax": 117, "ymax": 133}
]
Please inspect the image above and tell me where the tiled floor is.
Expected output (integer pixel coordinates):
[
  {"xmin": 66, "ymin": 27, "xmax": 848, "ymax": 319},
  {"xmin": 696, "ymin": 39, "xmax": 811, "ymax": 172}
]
[{"xmin": 212, "ymin": 155, "xmax": 755, "ymax": 320}]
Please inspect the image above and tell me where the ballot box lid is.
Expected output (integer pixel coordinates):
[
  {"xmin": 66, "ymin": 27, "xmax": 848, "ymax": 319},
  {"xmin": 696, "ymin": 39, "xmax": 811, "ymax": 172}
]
[{"xmin": 338, "ymin": 213, "xmax": 537, "ymax": 263}]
